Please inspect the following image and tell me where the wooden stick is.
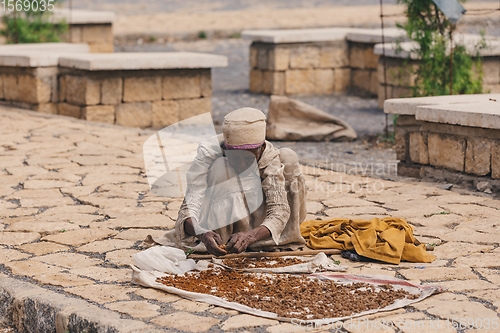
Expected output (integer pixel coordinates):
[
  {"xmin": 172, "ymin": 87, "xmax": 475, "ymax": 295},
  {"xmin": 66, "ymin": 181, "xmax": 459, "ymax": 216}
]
[{"xmin": 188, "ymin": 248, "xmax": 341, "ymax": 260}]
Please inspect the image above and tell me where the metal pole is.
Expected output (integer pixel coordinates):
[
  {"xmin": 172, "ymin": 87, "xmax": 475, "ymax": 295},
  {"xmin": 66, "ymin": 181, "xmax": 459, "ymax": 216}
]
[
  {"xmin": 379, "ymin": 0, "xmax": 389, "ymax": 136},
  {"xmin": 13, "ymin": 7, "xmax": 18, "ymax": 43},
  {"xmin": 449, "ymin": 24, "xmax": 454, "ymax": 95}
]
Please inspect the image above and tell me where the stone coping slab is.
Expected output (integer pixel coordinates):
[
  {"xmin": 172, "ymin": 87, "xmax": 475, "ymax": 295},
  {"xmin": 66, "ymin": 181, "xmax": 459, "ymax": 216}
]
[
  {"xmin": 385, "ymin": 94, "xmax": 500, "ymax": 130},
  {"xmin": 59, "ymin": 52, "xmax": 228, "ymax": 71},
  {"xmin": 384, "ymin": 93, "xmax": 500, "ymax": 115},
  {"xmin": 52, "ymin": 8, "xmax": 116, "ymax": 24},
  {"xmin": 346, "ymin": 27, "xmax": 406, "ymax": 44},
  {"xmin": 0, "ymin": 44, "xmax": 89, "ymax": 67},
  {"xmin": 242, "ymin": 27, "xmax": 368, "ymax": 44},
  {"xmin": 374, "ymin": 34, "xmax": 500, "ymax": 59},
  {"xmin": 417, "ymin": 100, "xmax": 500, "ymax": 130},
  {"xmin": 0, "ymin": 43, "xmax": 89, "ymax": 54},
  {"xmin": 0, "ymin": 50, "xmax": 89, "ymax": 68}
]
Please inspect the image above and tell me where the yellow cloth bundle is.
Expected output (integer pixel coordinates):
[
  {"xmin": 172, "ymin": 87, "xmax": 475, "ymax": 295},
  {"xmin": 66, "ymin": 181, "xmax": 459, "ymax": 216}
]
[{"xmin": 300, "ymin": 217, "xmax": 436, "ymax": 264}]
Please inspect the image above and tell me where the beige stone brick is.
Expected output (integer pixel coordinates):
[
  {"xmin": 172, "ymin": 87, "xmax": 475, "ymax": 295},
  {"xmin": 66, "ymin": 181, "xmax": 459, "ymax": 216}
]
[
  {"xmin": 249, "ymin": 69, "xmax": 263, "ymax": 93},
  {"xmin": 0, "ymin": 74, "xmax": 4, "ymax": 100},
  {"xmin": 285, "ymin": 69, "xmax": 333, "ymax": 94},
  {"xmin": 83, "ymin": 105, "xmax": 116, "ymax": 124},
  {"xmin": 35, "ymin": 103, "xmax": 58, "ymax": 114},
  {"xmin": 257, "ymin": 47, "xmax": 268, "ymax": 69},
  {"xmin": 58, "ymin": 103, "xmax": 82, "ymax": 119},
  {"xmin": 116, "ymin": 102, "xmax": 152, "ymax": 127},
  {"xmin": 491, "ymin": 140, "xmax": 500, "ymax": 179},
  {"xmin": 269, "ymin": 46, "xmax": 290, "ymax": 71},
  {"xmin": 334, "ymin": 68, "xmax": 351, "ymax": 93},
  {"xmin": 81, "ymin": 24, "xmax": 113, "ymax": 43},
  {"xmin": 465, "ymin": 137, "xmax": 491, "ymax": 176},
  {"xmin": 289, "ymin": 46, "xmax": 320, "ymax": 69},
  {"xmin": 409, "ymin": 132, "xmax": 429, "ymax": 164},
  {"xmin": 350, "ymin": 44, "xmax": 366, "ymax": 69},
  {"xmin": 58, "ymin": 76, "xmax": 66, "ymax": 102},
  {"xmin": 200, "ymin": 70, "xmax": 212, "ymax": 97},
  {"xmin": 3, "ymin": 74, "xmax": 18, "ymax": 101},
  {"xmin": 163, "ymin": 73, "xmax": 201, "ymax": 100},
  {"xmin": 320, "ymin": 44, "xmax": 349, "ymax": 68},
  {"xmin": 15, "ymin": 75, "xmax": 52, "ymax": 104},
  {"xmin": 101, "ymin": 77, "xmax": 123, "ymax": 104},
  {"xmin": 0, "ymin": 232, "xmax": 40, "ymax": 245},
  {"xmin": 370, "ymin": 70, "xmax": 379, "ymax": 95},
  {"xmin": 365, "ymin": 47, "xmax": 380, "ymax": 69},
  {"xmin": 69, "ymin": 25, "xmax": 82, "ymax": 43},
  {"xmin": 178, "ymin": 98, "xmax": 211, "ymax": 121},
  {"xmin": 262, "ymin": 71, "xmax": 285, "ymax": 95},
  {"xmin": 65, "ymin": 75, "xmax": 101, "ymax": 106},
  {"xmin": 105, "ymin": 300, "xmax": 160, "ymax": 319},
  {"xmin": 428, "ymin": 133, "xmax": 465, "ymax": 172},
  {"xmin": 41, "ymin": 229, "xmax": 117, "ymax": 248},
  {"xmin": 351, "ymin": 69, "xmax": 372, "ymax": 94},
  {"xmin": 394, "ymin": 127, "xmax": 408, "ymax": 161},
  {"xmin": 65, "ymin": 284, "xmax": 135, "ymax": 304},
  {"xmin": 250, "ymin": 45, "xmax": 258, "ymax": 68},
  {"xmin": 123, "ymin": 76, "xmax": 161, "ymax": 102},
  {"xmin": 88, "ymin": 43, "xmax": 114, "ymax": 53},
  {"xmin": 152, "ymin": 100, "xmax": 179, "ymax": 128},
  {"xmin": 151, "ymin": 312, "xmax": 220, "ymax": 332}
]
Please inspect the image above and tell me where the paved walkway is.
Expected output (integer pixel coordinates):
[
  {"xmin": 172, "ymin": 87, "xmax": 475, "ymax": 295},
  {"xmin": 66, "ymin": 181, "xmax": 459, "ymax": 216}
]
[{"xmin": 0, "ymin": 106, "xmax": 499, "ymax": 332}]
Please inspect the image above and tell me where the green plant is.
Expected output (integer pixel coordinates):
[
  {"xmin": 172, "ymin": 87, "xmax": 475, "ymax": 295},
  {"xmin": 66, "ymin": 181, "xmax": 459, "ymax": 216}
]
[
  {"xmin": 1, "ymin": 0, "xmax": 67, "ymax": 43},
  {"xmin": 198, "ymin": 31, "xmax": 207, "ymax": 39},
  {"xmin": 397, "ymin": 0, "xmax": 486, "ymax": 97}
]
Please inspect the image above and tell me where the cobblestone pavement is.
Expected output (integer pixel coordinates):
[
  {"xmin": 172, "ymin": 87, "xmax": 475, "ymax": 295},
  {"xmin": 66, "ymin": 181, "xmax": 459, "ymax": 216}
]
[{"xmin": 1, "ymin": 107, "xmax": 499, "ymax": 332}]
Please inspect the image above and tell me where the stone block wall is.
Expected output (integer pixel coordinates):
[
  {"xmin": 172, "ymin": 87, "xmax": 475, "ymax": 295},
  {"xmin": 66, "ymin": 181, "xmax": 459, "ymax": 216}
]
[
  {"xmin": 65, "ymin": 24, "xmax": 114, "ymax": 53},
  {"xmin": 377, "ymin": 57, "xmax": 417, "ymax": 109},
  {"xmin": 58, "ymin": 69, "xmax": 212, "ymax": 127},
  {"xmin": 349, "ymin": 42, "xmax": 380, "ymax": 97},
  {"xmin": 249, "ymin": 41, "xmax": 351, "ymax": 95},
  {"xmin": 0, "ymin": 66, "xmax": 59, "ymax": 114},
  {"xmin": 395, "ymin": 115, "xmax": 500, "ymax": 182}
]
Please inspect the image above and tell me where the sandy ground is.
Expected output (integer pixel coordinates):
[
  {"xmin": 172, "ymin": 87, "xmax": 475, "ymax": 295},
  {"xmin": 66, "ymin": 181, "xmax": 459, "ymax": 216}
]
[{"xmin": 107, "ymin": 2, "xmax": 499, "ymax": 39}]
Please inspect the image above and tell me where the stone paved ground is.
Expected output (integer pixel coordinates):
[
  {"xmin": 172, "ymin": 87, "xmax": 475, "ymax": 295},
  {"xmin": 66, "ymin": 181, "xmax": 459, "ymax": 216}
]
[{"xmin": 1, "ymin": 106, "xmax": 500, "ymax": 332}]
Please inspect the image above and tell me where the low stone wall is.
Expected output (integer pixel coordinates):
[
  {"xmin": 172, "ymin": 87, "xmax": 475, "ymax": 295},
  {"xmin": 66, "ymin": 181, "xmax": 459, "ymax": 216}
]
[
  {"xmin": 58, "ymin": 68, "xmax": 212, "ymax": 127},
  {"xmin": 0, "ymin": 43, "xmax": 90, "ymax": 114},
  {"xmin": 243, "ymin": 28, "xmax": 405, "ymax": 97},
  {"xmin": 249, "ymin": 41, "xmax": 350, "ymax": 95},
  {"xmin": 54, "ymin": 9, "xmax": 116, "ymax": 53},
  {"xmin": 0, "ymin": 45, "xmax": 227, "ymax": 128},
  {"xmin": 385, "ymin": 94, "xmax": 500, "ymax": 191},
  {"xmin": 244, "ymin": 28, "xmax": 500, "ymax": 107}
]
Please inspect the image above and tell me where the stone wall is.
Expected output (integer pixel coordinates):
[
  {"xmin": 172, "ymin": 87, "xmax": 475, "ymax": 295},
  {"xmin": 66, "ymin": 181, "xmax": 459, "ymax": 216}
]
[
  {"xmin": 249, "ymin": 41, "xmax": 350, "ymax": 95},
  {"xmin": 386, "ymin": 94, "xmax": 500, "ymax": 191},
  {"xmin": 0, "ymin": 66, "xmax": 59, "ymax": 114},
  {"xmin": 67, "ymin": 24, "xmax": 114, "ymax": 53},
  {"xmin": 349, "ymin": 42, "xmax": 379, "ymax": 97},
  {"xmin": 58, "ymin": 69, "xmax": 212, "ymax": 127},
  {"xmin": 54, "ymin": 9, "xmax": 116, "ymax": 53},
  {"xmin": 0, "ymin": 46, "xmax": 227, "ymax": 128}
]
